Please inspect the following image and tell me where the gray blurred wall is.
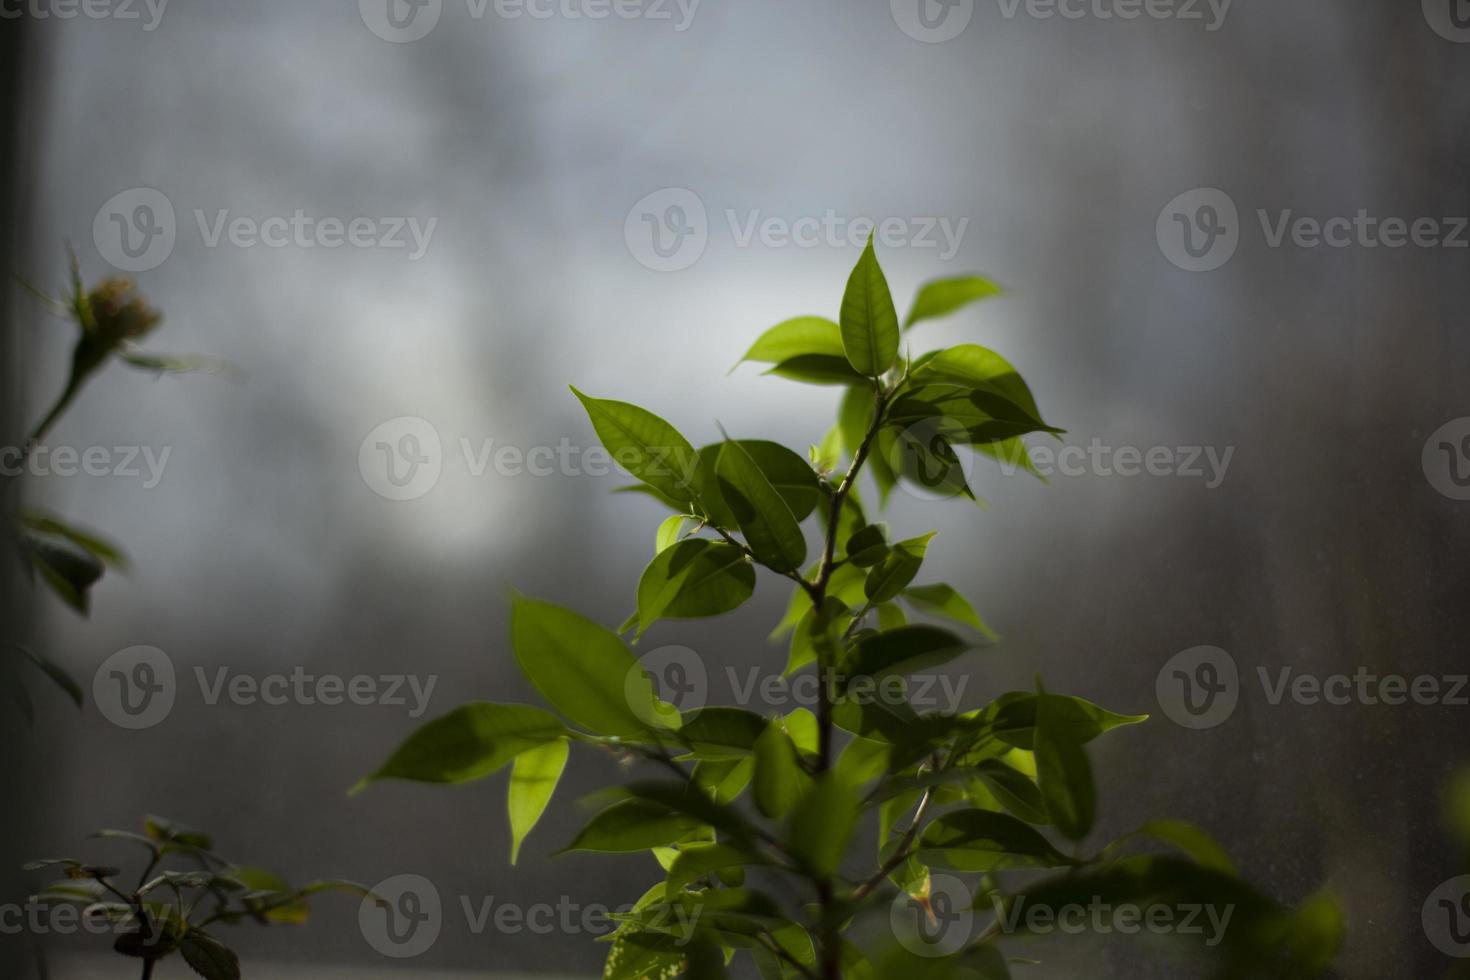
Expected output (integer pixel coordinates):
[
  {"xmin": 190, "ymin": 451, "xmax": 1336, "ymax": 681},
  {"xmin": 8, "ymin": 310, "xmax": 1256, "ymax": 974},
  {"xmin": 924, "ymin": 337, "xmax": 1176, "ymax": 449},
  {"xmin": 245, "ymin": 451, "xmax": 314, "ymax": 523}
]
[{"xmin": 3, "ymin": 1, "xmax": 1469, "ymax": 977}]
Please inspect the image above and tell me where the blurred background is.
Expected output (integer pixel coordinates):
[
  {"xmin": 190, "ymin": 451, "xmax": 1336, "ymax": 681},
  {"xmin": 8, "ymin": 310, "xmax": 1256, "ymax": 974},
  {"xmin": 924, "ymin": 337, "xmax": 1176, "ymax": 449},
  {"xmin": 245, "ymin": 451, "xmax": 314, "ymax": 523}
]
[{"xmin": 2, "ymin": 0, "xmax": 1468, "ymax": 976}]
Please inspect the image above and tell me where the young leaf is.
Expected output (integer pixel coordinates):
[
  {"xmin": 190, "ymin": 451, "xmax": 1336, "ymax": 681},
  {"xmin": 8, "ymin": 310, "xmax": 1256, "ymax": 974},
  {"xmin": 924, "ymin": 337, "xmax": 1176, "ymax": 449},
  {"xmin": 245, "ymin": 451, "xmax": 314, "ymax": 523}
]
[
  {"xmin": 839, "ymin": 233, "xmax": 899, "ymax": 377},
  {"xmin": 864, "ymin": 533, "xmax": 936, "ymax": 603},
  {"xmin": 636, "ymin": 539, "xmax": 756, "ymax": 636},
  {"xmin": 1034, "ymin": 686, "xmax": 1096, "ymax": 840},
  {"xmin": 571, "ymin": 388, "xmax": 699, "ymax": 503},
  {"xmin": 508, "ymin": 739, "xmax": 570, "ymax": 863},
  {"xmin": 715, "ymin": 440, "xmax": 807, "ymax": 572},
  {"xmin": 735, "ymin": 316, "xmax": 846, "ymax": 367},
  {"xmin": 513, "ymin": 596, "xmax": 678, "ymax": 737},
  {"xmin": 905, "ymin": 276, "xmax": 1003, "ymax": 329},
  {"xmin": 353, "ymin": 702, "xmax": 566, "ymax": 791}
]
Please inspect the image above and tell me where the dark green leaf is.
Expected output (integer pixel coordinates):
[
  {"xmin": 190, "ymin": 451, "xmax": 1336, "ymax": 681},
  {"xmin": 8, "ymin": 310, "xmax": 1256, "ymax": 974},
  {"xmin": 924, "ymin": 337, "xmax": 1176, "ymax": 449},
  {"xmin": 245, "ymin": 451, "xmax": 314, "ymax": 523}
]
[
  {"xmin": 637, "ymin": 539, "xmax": 755, "ymax": 636},
  {"xmin": 864, "ymin": 533, "xmax": 936, "ymax": 603},
  {"xmin": 182, "ymin": 921, "xmax": 241, "ymax": 965},
  {"xmin": 678, "ymin": 707, "xmax": 769, "ymax": 760},
  {"xmin": 564, "ymin": 799, "xmax": 702, "ymax": 853},
  {"xmin": 353, "ymin": 702, "xmax": 566, "ymax": 791},
  {"xmin": 1034, "ymin": 687, "xmax": 1095, "ymax": 840},
  {"xmin": 848, "ymin": 625, "xmax": 968, "ymax": 683},
  {"xmin": 715, "ymin": 440, "xmax": 807, "ymax": 572},
  {"xmin": 917, "ymin": 809, "xmax": 1074, "ymax": 872}
]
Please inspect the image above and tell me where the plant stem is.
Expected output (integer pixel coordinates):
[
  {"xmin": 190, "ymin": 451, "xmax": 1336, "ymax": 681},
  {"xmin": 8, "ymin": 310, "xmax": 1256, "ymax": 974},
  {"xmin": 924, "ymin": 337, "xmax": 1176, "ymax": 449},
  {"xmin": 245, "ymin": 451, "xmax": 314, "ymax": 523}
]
[
  {"xmin": 807, "ymin": 384, "xmax": 889, "ymax": 980},
  {"xmin": 139, "ymin": 959, "xmax": 155, "ymax": 980}
]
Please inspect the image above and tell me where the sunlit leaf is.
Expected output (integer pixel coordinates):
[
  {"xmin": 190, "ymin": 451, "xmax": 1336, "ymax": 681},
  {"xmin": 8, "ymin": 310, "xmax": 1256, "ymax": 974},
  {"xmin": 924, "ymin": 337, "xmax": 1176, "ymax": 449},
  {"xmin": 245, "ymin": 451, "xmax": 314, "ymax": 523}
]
[
  {"xmin": 839, "ymin": 234, "xmax": 899, "ymax": 377},
  {"xmin": 509, "ymin": 739, "xmax": 570, "ymax": 864}
]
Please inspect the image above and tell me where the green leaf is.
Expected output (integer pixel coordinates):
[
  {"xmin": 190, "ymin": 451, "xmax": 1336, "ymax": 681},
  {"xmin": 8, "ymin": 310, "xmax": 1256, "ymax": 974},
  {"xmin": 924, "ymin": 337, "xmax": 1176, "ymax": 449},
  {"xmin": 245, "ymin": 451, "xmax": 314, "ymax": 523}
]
[
  {"xmin": 785, "ymin": 596, "xmax": 846, "ymax": 676},
  {"xmin": 699, "ymin": 440, "xmax": 822, "ymax": 523},
  {"xmin": 353, "ymin": 702, "xmax": 566, "ymax": 791},
  {"xmin": 715, "ymin": 440, "xmax": 807, "ymax": 572},
  {"xmin": 571, "ymin": 388, "xmax": 699, "ymax": 503},
  {"xmin": 1033, "ymin": 686, "xmax": 1096, "ymax": 840},
  {"xmin": 971, "ymin": 759, "xmax": 1048, "ymax": 825},
  {"xmin": 848, "ymin": 625, "xmax": 968, "ymax": 683},
  {"xmin": 665, "ymin": 843, "xmax": 763, "ymax": 898},
  {"xmin": 764, "ymin": 355, "xmax": 869, "ymax": 386},
  {"xmin": 838, "ymin": 385, "xmax": 878, "ymax": 463},
  {"xmin": 864, "ymin": 533, "xmax": 936, "ymax": 603},
  {"xmin": 977, "ymin": 692, "xmax": 1148, "ymax": 750},
  {"xmin": 905, "ymin": 276, "xmax": 1003, "ymax": 329},
  {"xmin": 179, "ymin": 931, "xmax": 240, "ymax": 980},
  {"xmin": 788, "ymin": 774, "xmax": 859, "ymax": 876},
  {"xmin": 513, "ymin": 596, "xmax": 677, "ymax": 737},
  {"xmin": 637, "ymin": 539, "xmax": 756, "ymax": 636},
  {"xmin": 918, "ymin": 809, "xmax": 1074, "ymax": 872},
  {"xmin": 564, "ymin": 799, "xmax": 703, "ymax": 853},
  {"xmin": 694, "ymin": 758, "xmax": 754, "ymax": 804},
  {"xmin": 900, "ymin": 585, "xmax": 998, "ymax": 642},
  {"xmin": 839, "ymin": 233, "xmax": 900, "ymax": 377},
  {"xmin": 655, "ymin": 515, "xmax": 688, "ymax": 554},
  {"xmin": 604, "ymin": 930, "xmax": 690, "ymax": 980},
  {"xmin": 911, "ymin": 345, "xmax": 1042, "ymax": 423},
  {"xmin": 752, "ymin": 724, "xmax": 809, "ymax": 818},
  {"xmin": 508, "ymin": 739, "xmax": 570, "ymax": 863},
  {"xmin": 678, "ymin": 707, "xmax": 768, "ymax": 760},
  {"xmin": 886, "ymin": 384, "xmax": 1062, "ymax": 445},
  {"xmin": 845, "ymin": 524, "xmax": 889, "ymax": 567},
  {"xmin": 735, "ymin": 317, "xmax": 845, "ymax": 366}
]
